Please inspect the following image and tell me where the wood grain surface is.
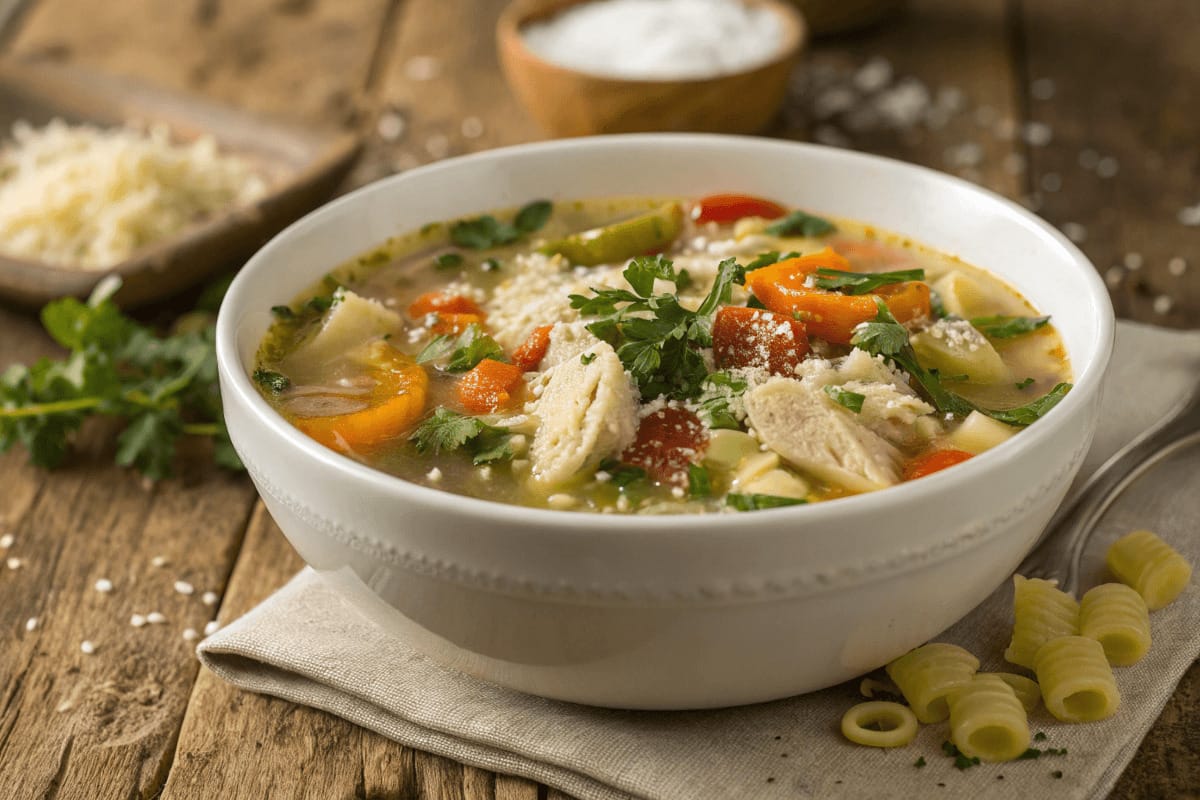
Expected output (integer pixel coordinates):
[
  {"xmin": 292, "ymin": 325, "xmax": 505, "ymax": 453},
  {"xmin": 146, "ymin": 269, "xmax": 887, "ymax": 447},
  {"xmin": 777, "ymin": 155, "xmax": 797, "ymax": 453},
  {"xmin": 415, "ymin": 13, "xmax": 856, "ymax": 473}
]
[{"xmin": 0, "ymin": 0, "xmax": 1196, "ymax": 798}]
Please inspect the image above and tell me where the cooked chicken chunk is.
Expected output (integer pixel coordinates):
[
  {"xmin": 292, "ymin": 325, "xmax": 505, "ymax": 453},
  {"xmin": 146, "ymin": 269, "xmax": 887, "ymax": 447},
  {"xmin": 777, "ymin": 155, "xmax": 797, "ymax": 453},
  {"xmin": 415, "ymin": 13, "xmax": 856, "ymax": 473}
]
[{"xmin": 744, "ymin": 378, "xmax": 903, "ymax": 493}]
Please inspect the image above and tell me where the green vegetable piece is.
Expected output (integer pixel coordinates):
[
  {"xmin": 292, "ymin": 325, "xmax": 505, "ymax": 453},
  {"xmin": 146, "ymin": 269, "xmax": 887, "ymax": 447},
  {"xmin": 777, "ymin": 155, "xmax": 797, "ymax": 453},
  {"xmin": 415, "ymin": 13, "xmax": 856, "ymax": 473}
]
[
  {"xmin": 823, "ymin": 385, "xmax": 866, "ymax": 413},
  {"xmin": 417, "ymin": 324, "xmax": 506, "ymax": 372},
  {"xmin": 688, "ymin": 463, "xmax": 712, "ymax": 498},
  {"xmin": 450, "ymin": 214, "xmax": 520, "ymax": 250},
  {"xmin": 726, "ymin": 493, "xmax": 807, "ymax": 511},
  {"xmin": 1016, "ymin": 377, "xmax": 1035, "ymax": 390},
  {"xmin": 970, "ymin": 314, "xmax": 1051, "ymax": 339},
  {"xmin": 514, "ymin": 199, "xmax": 553, "ymax": 233},
  {"xmin": 765, "ymin": 209, "xmax": 836, "ymax": 238},
  {"xmin": 813, "ymin": 267, "xmax": 925, "ymax": 295},
  {"xmin": 580, "ymin": 353, "xmax": 597, "ymax": 365},
  {"xmin": 598, "ymin": 458, "xmax": 647, "ymax": 491},
  {"xmin": 744, "ymin": 250, "xmax": 800, "ymax": 273},
  {"xmin": 253, "ymin": 369, "xmax": 291, "ymax": 394},
  {"xmin": 408, "ymin": 407, "xmax": 513, "ymax": 465},
  {"xmin": 433, "ymin": 252, "xmax": 464, "ymax": 270},
  {"xmin": 981, "ymin": 383, "xmax": 1071, "ymax": 426},
  {"xmin": 270, "ymin": 305, "xmax": 296, "ymax": 320},
  {"xmin": 541, "ymin": 203, "xmax": 684, "ymax": 266}
]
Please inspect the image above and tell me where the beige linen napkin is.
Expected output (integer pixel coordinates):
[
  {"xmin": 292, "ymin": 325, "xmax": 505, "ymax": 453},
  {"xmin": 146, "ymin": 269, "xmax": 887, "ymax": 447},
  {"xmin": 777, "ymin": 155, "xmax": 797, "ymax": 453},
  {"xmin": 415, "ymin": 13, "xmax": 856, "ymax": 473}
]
[{"xmin": 199, "ymin": 321, "xmax": 1200, "ymax": 800}]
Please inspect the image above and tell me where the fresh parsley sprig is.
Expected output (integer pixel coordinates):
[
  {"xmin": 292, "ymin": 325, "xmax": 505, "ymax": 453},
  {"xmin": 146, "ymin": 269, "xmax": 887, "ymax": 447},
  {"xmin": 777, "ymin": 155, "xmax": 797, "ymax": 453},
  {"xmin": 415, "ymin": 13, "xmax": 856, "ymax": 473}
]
[
  {"xmin": 416, "ymin": 324, "xmax": 507, "ymax": 372},
  {"xmin": 408, "ymin": 407, "xmax": 513, "ymax": 464},
  {"xmin": 970, "ymin": 314, "xmax": 1051, "ymax": 339},
  {"xmin": 813, "ymin": 267, "xmax": 925, "ymax": 295},
  {"xmin": 823, "ymin": 385, "xmax": 866, "ymax": 413},
  {"xmin": 449, "ymin": 199, "xmax": 553, "ymax": 250},
  {"xmin": 0, "ymin": 278, "xmax": 240, "ymax": 479},
  {"xmin": 765, "ymin": 210, "xmax": 836, "ymax": 238},
  {"xmin": 727, "ymin": 493, "xmax": 807, "ymax": 511}
]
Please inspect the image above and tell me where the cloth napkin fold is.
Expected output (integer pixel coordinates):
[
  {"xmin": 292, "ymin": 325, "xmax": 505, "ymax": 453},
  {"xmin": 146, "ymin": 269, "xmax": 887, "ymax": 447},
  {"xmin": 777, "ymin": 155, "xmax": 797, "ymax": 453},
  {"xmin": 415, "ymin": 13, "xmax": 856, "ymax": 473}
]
[{"xmin": 199, "ymin": 321, "xmax": 1200, "ymax": 800}]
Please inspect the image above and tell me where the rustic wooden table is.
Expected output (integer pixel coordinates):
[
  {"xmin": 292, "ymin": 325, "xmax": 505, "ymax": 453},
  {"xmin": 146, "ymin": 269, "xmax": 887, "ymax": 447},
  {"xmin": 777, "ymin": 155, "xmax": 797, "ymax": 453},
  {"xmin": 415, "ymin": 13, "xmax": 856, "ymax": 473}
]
[{"xmin": 0, "ymin": 1, "xmax": 1196, "ymax": 797}]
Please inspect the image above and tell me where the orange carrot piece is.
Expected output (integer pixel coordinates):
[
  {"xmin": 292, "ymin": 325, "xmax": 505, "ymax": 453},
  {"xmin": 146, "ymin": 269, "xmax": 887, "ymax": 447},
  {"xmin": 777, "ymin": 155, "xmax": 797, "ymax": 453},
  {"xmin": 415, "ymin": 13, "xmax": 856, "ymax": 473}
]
[
  {"xmin": 292, "ymin": 345, "xmax": 429, "ymax": 453},
  {"xmin": 904, "ymin": 449, "xmax": 974, "ymax": 481},
  {"xmin": 620, "ymin": 407, "xmax": 709, "ymax": 489},
  {"xmin": 712, "ymin": 305, "xmax": 810, "ymax": 376},
  {"xmin": 456, "ymin": 358, "xmax": 525, "ymax": 413},
  {"xmin": 431, "ymin": 313, "xmax": 485, "ymax": 335},
  {"xmin": 744, "ymin": 246, "xmax": 853, "ymax": 294},
  {"xmin": 408, "ymin": 292, "xmax": 484, "ymax": 318},
  {"xmin": 511, "ymin": 324, "xmax": 554, "ymax": 372}
]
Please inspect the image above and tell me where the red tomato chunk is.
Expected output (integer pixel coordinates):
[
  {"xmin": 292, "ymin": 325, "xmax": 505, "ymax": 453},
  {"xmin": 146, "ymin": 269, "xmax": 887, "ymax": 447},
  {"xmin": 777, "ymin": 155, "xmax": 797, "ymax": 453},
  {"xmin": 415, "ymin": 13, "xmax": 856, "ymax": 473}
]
[
  {"xmin": 621, "ymin": 407, "xmax": 709, "ymax": 489},
  {"xmin": 712, "ymin": 305, "xmax": 810, "ymax": 376},
  {"xmin": 904, "ymin": 449, "xmax": 974, "ymax": 481},
  {"xmin": 692, "ymin": 193, "xmax": 787, "ymax": 224}
]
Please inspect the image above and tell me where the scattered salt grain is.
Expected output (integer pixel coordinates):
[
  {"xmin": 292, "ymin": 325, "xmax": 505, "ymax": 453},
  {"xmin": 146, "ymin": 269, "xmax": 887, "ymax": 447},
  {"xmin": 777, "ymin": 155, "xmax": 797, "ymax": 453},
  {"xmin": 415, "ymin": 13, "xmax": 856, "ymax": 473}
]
[
  {"xmin": 1124, "ymin": 252, "xmax": 1143, "ymax": 270},
  {"xmin": 147, "ymin": 611, "xmax": 167, "ymax": 625},
  {"xmin": 1062, "ymin": 222, "xmax": 1087, "ymax": 243},
  {"xmin": 1040, "ymin": 172, "xmax": 1062, "ymax": 192},
  {"xmin": 6, "ymin": 557, "xmax": 21, "ymax": 570},
  {"xmin": 671, "ymin": 486, "xmax": 686, "ymax": 499},
  {"xmin": 376, "ymin": 111, "xmax": 406, "ymax": 142},
  {"xmin": 1023, "ymin": 122, "xmax": 1053, "ymax": 147},
  {"xmin": 151, "ymin": 555, "xmax": 168, "ymax": 568},
  {"xmin": 0, "ymin": 533, "xmax": 12, "ymax": 549},
  {"xmin": 174, "ymin": 580, "xmax": 194, "ymax": 596},
  {"xmin": 426, "ymin": 467, "xmax": 443, "ymax": 482},
  {"xmin": 25, "ymin": 617, "xmax": 38, "ymax": 632},
  {"xmin": 204, "ymin": 620, "xmax": 221, "ymax": 636},
  {"xmin": 1078, "ymin": 148, "xmax": 1100, "ymax": 170},
  {"xmin": 182, "ymin": 628, "xmax": 199, "ymax": 642},
  {"xmin": 130, "ymin": 614, "xmax": 147, "ymax": 627},
  {"xmin": 1153, "ymin": 295, "xmax": 1173, "ymax": 315},
  {"xmin": 1105, "ymin": 266, "xmax": 1124, "ymax": 288},
  {"xmin": 460, "ymin": 116, "xmax": 484, "ymax": 139},
  {"xmin": 94, "ymin": 578, "xmax": 113, "ymax": 593},
  {"xmin": 1030, "ymin": 78, "xmax": 1056, "ymax": 100},
  {"xmin": 1168, "ymin": 257, "xmax": 1188, "ymax": 277},
  {"xmin": 80, "ymin": 640, "xmax": 95, "ymax": 655},
  {"xmin": 1096, "ymin": 157, "xmax": 1119, "ymax": 178},
  {"xmin": 201, "ymin": 591, "xmax": 219, "ymax": 606},
  {"xmin": 404, "ymin": 55, "xmax": 441, "ymax": 82},
  {"xmin": 874, "ymin": 79, "xmax": 932, "ymax": 128}
]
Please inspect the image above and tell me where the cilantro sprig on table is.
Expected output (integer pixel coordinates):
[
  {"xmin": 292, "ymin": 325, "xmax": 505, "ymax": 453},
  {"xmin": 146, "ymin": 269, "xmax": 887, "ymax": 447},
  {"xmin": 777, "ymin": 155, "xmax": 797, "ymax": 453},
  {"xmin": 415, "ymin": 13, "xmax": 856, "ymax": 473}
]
[
  {"xmin": 0, "ymin": 278, "xmax": 241, "ymax": 479},
  {"xmin": 568, "ymin": 254, "xmax": 743, "ymax": 400},
  {"xmin": 850, "ymin": 299, "xmax": 1071, "ymax": 426}
]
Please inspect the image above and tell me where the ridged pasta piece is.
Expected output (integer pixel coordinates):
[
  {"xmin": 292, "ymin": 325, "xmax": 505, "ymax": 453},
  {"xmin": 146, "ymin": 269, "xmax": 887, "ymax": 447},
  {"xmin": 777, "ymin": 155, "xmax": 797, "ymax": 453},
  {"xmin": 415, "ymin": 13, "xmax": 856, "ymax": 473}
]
[
  {"xmin": 1034, "ymin": 635, "xmax": 1121, "ymax": 723},
  {"xmin": 1080, "ymin": 583, "xmax": 1152, "ymax": 666},
  {"xmin": 948, "ymin": 675, "xmax": 1031, "ymax": 762},
  {"xmin": 1106, "ymin": 529, "xmax": 1193, "ymax": 610},
  {"xmin": 840, "ymin": 701, "xmax": 919, "ymax": 748},
  {"xmin": 1003, "ymin": 575, "xmax": 1080, "ymax": 669},
  {"xmin": 982, "ymin": 672, "xmax": 1042, "ymax": 712},
  {"xmin": 885, "ymin": 643, "xmax": 980, "ymax": 723}
]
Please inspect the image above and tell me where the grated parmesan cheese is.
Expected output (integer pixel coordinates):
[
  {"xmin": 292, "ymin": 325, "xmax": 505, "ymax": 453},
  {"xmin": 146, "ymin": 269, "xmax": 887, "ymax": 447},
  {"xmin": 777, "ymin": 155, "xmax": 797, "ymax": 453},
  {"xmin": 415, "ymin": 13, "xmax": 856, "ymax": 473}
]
[{"xmin": 0, "ymin": 118, "xmax": 267, "ymax": 269}]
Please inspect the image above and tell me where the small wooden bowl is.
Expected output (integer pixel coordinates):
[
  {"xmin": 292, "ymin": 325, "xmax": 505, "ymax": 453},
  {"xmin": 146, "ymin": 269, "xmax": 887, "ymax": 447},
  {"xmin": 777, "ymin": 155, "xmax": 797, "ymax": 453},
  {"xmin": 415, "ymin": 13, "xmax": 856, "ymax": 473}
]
[
  {"xmin": 497, "ymin": 0, "xmax": 807, "ymax": 137},
  {"xmin": 0, "ymin": 60, "xmax": 363, "ymax": 310}
]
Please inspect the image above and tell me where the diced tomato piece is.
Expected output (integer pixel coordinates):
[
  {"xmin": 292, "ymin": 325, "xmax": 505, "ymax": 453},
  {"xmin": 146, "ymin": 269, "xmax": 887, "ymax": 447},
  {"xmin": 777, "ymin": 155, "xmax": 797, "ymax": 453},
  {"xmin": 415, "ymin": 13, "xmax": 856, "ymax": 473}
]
[
  {"xmin": 456, "ymin": 358, "xmax": 524, "ymax": 414},
  {"xmin": 620, "ymin": 407, "xmax": 709, "ymax": 489},
  {"xmin": 431, "ymin": 313, "xmax": 485, "ymax": 335},
  {"xmin": 408, "ymin": 292, "xmax": 483, "ymax": 318},
  {"xmin": 904, "ymin": 449, "xmax": 974, "ymax": 481},
  {"xmin": 692, "ymin": 193, "xmax": 787, "ymax": 224},
  {"xmin": 712, "ymin": 305, "xmax": 810, "ymax": 376},
  {"xmin": 511, "ymin": 325, "xmax": 554, "ymax": 372}
]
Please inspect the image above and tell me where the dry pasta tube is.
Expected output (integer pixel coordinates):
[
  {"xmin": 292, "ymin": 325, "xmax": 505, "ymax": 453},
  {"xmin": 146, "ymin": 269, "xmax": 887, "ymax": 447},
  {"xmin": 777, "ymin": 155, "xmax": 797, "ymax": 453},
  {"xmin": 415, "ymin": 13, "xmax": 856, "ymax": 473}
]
[
  {"xmin": 948, "ymin": 675, "xmax": 1031, "ymax": 762},
  {"xmin": 841, "ymin": 701, "xmax": 919, "ymax": 748},
  {"xmin": 885, "ymin": 643, "xmax": 979, "ymax": 723},
  {"xmin": 1080, "ymin": 583, "xmax": 1152, "ymax": 666},
  {"xmin": 1106, "ymin": 529, "xmax": 1192, "ymax": 610},
  {"xmin": 982, "ymin": 672, "xmax": 1042, "ymax": 712},
  {"xmin": 1004, "ymin": 575, "xmax": 1079, "ymax": 669},
  {"xmin": 1034, "ymin": 636, "xmax": 1121, "ymax": 723}
]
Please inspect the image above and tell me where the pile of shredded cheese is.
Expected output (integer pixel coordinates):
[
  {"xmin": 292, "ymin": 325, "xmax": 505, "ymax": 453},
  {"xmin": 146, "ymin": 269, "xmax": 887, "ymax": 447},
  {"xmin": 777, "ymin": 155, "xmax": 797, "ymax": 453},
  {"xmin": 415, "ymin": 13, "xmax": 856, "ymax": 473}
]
[{"xmin": 0, "ymin": 118, "xmax": 267, "ymax": 270}]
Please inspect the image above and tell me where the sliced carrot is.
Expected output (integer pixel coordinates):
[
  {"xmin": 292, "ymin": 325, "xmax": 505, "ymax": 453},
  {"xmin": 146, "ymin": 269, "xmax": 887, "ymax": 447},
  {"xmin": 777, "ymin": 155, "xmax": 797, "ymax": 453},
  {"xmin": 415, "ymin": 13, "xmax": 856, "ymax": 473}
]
[
  {"xmin": 456, "ymin": 358, "xmax": 525, "ymax": 413},
  {"xmin": 712, "ymin": 305, "xmax": 810, "ymax": 376},
  {"xmin": 692, "ymin": 193, "xmax": 787, "ymax": 224},
  {"xmin": 408, "ymin": 292, "xmax": 484, "ymax": 318},
  {"xmin": 904, "ymin": 448, "xmax": 974, "ymax": 481},
  {"xmin": 511, "ymin": 324, "xmax": 554, "ymax": 372},
  {"xmin": 744, "ymin": 246, "xmax": 853, "ymax": 294},
  {"xmin": 620, "ymin": 407, "xmax": 709, "ymax": 489},
  {"xmin": 292, "ymin": 343, "xmax": 428, "ymax": 453},
  {"xmin": 431, "ymin": 312, "xmax": 485, "ymax": 335}
]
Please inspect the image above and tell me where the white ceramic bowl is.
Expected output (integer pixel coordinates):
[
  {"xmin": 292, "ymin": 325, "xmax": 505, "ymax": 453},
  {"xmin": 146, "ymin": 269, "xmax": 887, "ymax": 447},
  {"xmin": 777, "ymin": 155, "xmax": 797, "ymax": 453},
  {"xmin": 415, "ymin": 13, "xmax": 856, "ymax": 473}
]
[{"xmin": 217, "ymin": 135, "xmax": 1113, "ymax": 710}]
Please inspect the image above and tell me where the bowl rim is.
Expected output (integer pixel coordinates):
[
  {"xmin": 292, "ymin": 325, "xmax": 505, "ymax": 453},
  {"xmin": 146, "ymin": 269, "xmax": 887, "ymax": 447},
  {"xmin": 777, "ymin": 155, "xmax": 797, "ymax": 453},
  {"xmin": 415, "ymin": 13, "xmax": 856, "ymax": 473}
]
[
  {"xmin": 217, "ymin": 133, "xmax": 1114, "ymax": 536},
  {"xmin": 496, "ymin": 0, "xmax": 808, "ymax": 86}
]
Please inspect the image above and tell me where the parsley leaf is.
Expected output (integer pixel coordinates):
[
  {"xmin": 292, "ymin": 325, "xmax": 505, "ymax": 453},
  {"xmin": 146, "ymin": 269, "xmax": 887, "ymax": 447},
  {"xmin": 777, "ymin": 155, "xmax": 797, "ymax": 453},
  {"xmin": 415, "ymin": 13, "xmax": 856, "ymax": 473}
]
[
  {"xmin": 983, "ymin": 383, "xmax": 1071, "ymax": 425},
  {"xmin": 744, "ymin": 250, "xmax": 800, "ymax": 273},
  {"xmin": 408, "ymin": 407, "xmax": 513, "ymax": 464},
  {"xmin": 580, "ymin": 353, "xmax": 597, "ymax": 365},
  {"xmin": 513, "ymin": 199, "xmax": 553, "ymax": 234},
  {"xmin": 726, "ymin": 493, "xmax": 807, "ymax": 511},
  {"xmin": 696, "ymin": 372, "xmax": 748, "ymax": 430},
  {"xmin": 417, "ymin": 324, "xmax": 506, "ymax": 372},
  {"xmin": 970, "ymin": 314, "xmax": 1051, "ymax": 339},
  {"xmin": 813, "ymin": 267, "xmax": 925, "ymax": 295},
  {"xmin": 450, "ymin": 215, "xmax": 520, "ymax": 250},
  {"xmin": 765, "ymin": 210, "xmax": 836, "ymax": 238},
  {"xmin": 253, "ymin": 369, "xmax": 291, "ymax": 394},
  {"xmin": 433, "ymin": 252, "xmax": 464, "ymax": 270},
  {"xmin": 598, "ymin": 458, "xmax": 647, "ymax": 490},
  {"xmin": 1016, "ymin": 377, "xmax": 1035, "ymax": 390},
  {"xmin": 688, "ymin": 463, "xmax": 712, "ymax": 498},
  {"xmin": 823, "ymin": 385, "xmax": 866, "ymax": 413}
]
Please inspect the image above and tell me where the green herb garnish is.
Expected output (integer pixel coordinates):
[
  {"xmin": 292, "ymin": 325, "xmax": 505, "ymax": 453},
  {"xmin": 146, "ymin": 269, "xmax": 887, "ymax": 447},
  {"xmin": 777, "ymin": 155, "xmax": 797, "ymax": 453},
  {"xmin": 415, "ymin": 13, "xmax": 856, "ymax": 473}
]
[
  {"xmin": 433, "ymin": 252, "xmax": 464, "ymax": 270},
  {"xmin": 450, "ymin": 200, "xmax": 552, "ymax": 250},
  {"xmin": 984, "ymin": 383, "xmax": 1071, "ymax": 425},
  {"xmin": 580, "ymin": 353, "xmax": 597, "ymax": 365},
  {"xmin": 1034, "ymin": 732, "xmax": 1047, "ymax": 742},
  {"xmin": 942, "ymin": 741, "xmax": 982, "ymax": 770},
  {"xmin": 598, "ymin": 458, "xmax": 647, "ymax": 490},
  {"xmin": 481, "ymin": 258, "xmax": 502, "ymax": 272},
  {"xmin": 513, "ymin": 199, "xmax": 553, "ymax": 234},
  {"xmin": 744, "ymin": 250, "xmax": 800, "ymax": 273},
  {"xmin": 416, "ymin": 324, "xmax": 506, "ymax": 372},
  {"xmin": 914, "ymin": 757, "xmax": 926, "ymax": 768},
  {"xmin": 726, "ymin": 493, "xmax": 807, "ymax": 511},
  {"xmin": 408, "ymin": 407, "xmax": 513, "ymax": 465},
  {"xmin": 304, "ymin": 294, "xmax": 335, "ymax": 314},
  {"xmin": 970, "ymin": 315, "xmax": 1051, "ymax": 339},
  {"xmin": 765, "ymin": 210, "xmax": 836, "ymax": 238},
  {"xmin": 0, "ymin": 278, "xmax": 240, "ymax": 479},
  {"xmin": 688, "ymin": 463, "xmax": 712, "ymax": 498},
  {"xmin": 253, "ymin": 369, "xmax": 291, "ymax": 394},
  {"xmin": 929, "ymin": 288, "xmax": 948, "ymax": 320},
  {"xmin": 696, "ymin": 372, "xmax": 748, "ymax": 430},
  {"xmin": 823, "ymin": 385, "xmax": 866, "ymax": 413},
  {"xmin": 1016, "ymin": 377, "xmax": 1035, "ymax": 390},
  {"xmin": 813, "ymin": 267, "xmax": 925, "ymax": 295},
  {"xmin": 270, "ymin": 305, "xmax": 296, "ymax": 320}
]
